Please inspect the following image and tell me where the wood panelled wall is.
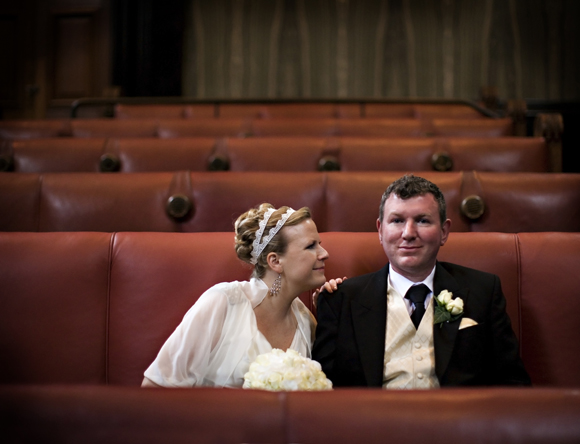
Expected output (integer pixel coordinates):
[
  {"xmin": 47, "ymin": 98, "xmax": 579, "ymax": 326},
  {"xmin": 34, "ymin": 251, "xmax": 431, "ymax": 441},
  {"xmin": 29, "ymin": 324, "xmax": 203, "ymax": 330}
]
[
  {"xmin": 0, "ymin": 0, "xmax": 110, "ymax": 119},
  {"xmin": 182, "ymin": 0, "xmax": 580, "ymax": 100}
]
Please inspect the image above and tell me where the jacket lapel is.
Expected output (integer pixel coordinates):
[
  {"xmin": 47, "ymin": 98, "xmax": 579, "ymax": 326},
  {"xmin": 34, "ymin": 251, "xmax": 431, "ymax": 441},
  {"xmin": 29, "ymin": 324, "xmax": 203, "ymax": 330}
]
[
  {"xmin": 351, "ymin": 265, "xmax": 389, "ymax": 387},
  {"xmin": 433, "ymin": 262, "xmax": 468, "ymax": 380}
]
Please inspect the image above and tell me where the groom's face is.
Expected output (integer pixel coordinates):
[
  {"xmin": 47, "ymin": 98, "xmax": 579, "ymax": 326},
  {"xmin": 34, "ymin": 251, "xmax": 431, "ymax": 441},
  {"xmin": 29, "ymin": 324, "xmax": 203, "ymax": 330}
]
[{"xmin": 377, "ymin": 193, "xmax": 451, "ymax": 282}]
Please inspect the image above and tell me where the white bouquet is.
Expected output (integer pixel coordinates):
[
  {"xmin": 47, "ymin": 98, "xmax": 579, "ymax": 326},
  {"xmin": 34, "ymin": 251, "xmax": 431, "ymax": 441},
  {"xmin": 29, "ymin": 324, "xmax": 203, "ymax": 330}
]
[{"xmin": 243, "ymin": 348, "xmax": 333, "ymax": 391}]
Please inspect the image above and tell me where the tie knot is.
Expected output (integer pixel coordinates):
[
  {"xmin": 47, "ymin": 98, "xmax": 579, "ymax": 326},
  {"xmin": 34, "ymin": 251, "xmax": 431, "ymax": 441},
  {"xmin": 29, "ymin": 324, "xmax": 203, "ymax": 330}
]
[{"xmin": 405, "ymin": 284, "xmax": 430, "ymax": 305}]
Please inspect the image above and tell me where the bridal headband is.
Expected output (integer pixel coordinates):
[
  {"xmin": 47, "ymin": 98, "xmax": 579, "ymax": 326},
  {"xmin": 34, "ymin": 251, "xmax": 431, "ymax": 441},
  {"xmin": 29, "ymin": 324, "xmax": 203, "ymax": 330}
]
[{"xmin": 250, "ymin": 207, "xmax": 295, "ymax": 265}]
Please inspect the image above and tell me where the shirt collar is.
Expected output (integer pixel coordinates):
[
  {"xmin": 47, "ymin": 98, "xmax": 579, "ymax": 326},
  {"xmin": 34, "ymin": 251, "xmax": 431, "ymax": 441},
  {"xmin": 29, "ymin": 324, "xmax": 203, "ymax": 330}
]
[{"xmin": 388, "ymin": 264, "xmax": 436, "ymax": 298}]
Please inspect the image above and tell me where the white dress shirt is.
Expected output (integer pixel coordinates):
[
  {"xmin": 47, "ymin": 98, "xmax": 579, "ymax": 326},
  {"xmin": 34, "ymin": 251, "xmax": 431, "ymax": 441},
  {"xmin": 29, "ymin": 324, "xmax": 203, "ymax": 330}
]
[{"xmin": 388, "ymin": 264, "xmax": 436, "ymax": 316}]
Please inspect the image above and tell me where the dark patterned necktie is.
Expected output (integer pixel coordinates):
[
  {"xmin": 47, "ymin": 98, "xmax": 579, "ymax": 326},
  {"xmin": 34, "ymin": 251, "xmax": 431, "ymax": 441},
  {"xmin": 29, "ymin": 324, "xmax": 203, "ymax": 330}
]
[{"xmin": 405, "ymin": 284, "xmax": 430, "ymax": 329}]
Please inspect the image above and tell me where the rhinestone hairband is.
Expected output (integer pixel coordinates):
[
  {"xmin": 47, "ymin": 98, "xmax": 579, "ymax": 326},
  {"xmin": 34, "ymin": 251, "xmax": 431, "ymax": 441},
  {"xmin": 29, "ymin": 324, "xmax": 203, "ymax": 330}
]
[{"xmin": 250, "ymin": 208, "xmax": 295, "ymax": 265}]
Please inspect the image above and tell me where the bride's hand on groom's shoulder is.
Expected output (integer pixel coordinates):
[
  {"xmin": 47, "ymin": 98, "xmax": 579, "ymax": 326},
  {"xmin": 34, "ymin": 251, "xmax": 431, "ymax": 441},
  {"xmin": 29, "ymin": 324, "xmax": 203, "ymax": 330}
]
[{"xmin": 312, "ymin": 277, "xmax": 347, "ymax": 308}]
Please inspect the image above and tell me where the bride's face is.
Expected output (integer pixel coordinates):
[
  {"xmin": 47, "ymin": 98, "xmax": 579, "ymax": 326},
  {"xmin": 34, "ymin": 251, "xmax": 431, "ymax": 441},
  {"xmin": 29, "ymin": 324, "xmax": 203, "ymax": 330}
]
[{"xmin": 277, "ymin": 219, "xmax": 329, "ymax": 294}]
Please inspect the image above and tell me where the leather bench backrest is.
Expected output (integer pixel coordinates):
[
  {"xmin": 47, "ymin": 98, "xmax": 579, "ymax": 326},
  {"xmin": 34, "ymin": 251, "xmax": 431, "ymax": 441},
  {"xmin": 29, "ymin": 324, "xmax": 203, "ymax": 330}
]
[
  {"xmin": 180, "ymin": 172, "xmax": 328, "ymax": 232},
  {"xmin": 219, "ymin": 103, "xmax": 361, "ymax": 119},
  {"xmin": 338, "ymin": 137, "xmax": 548, "ymax": 173},
  {"xmin": 339, "ymin": 138, "xmax": 436, "ymax": 171},
  {"xmin": 226, "ymin": 138, "xmax": 329, "ymax": 171},
  {"xmin": 364, "ymin": 103, "xmax": 486, "ymax": 119},
  {"xmin": 38, "ymin": 173, "xmax": 180, "ymax": 232},
  {"xmin": 2, "ymin": 117, "xmax": 514, "ymax": 139},
  {"xmin": 325, "ymin": 172, "xmax": 469, "ymax": 232},
  {"xmin": 2, "ymin": 136, "xmax": 550, "ymax": 173},
  {"xmin": 158, "ymin": 119, "xmax": 250, "ymax": 138},
  {"xmin": 108, "ymin": 102, "xmax": 489, "ymax": 120},
  {"xmin": 249, "ymin": 119, "xmax": 339, "ymax": 137},
  {"xmin": 7, "ymin": 138, "xmax": 106, "ymax": 172},
  {"xmin": 286, "ymin": 389, "xmax": 580, "ymax": 443},
  {"xmin": 0, "ymin": 173, "xmax": 41, "ymax": 231},
  {"xmin": 71, "ymin": 119, "xmax": 159, "ymax": 138},
  {"xmin": 414, "ymin": 104, "xmax": 487, "ymax": 119},
  {"xmin": 115, "ymin": 104, "xmax": 216, "ymax": 119},
  {"xmin": 431, "ymin": 118, "xmax": 514, "ymax": 137},
  {"xmin": 1, "ymin": 231, "xmax": 578, "ymax": 387},
  {"xmin": 336, "ymin": 119, "xmax": 425, "ymax": 137},
  {"xmin": 107, "ymin": 232, "xmax": 253, "ymax": 385},
  {"xmin": 0, "ymin": 119, "xmax": 71, "ymax": 139},
  {"xmin": 469, "ymin": 172, "xmax": 580, "ymax": 232},
  {"xmin": 111, "ymin": 138, "xmax": 217, "ymax": 172},
  {"xmin": 443, "ymin": 138, "xmax": 549, "ymax": 172},
  {"xmin": 0, "ymin": 232, "xmax": 111, "ymax": 384},
  {"xmin": 518, "ymin": 232, "xmax": 580, "ymax": 386},
  {"xmin": 2, "ymin": 172, "xmax": 580, "ymax": 233}
]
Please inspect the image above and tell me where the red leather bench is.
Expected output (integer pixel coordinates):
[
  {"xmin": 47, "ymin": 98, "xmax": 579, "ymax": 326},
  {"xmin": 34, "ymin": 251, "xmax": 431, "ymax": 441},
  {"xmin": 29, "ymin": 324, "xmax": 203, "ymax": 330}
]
[
  {"xmin": 337, "ymin": 137, "xmax": 551, "ymax": 171},
  {"xmin": 247, "ymin": 119, "xmax": 429, "ymax": 137},
  {"xmin": 225, "ymin": 137, "xmax": 329, "ymax": 171},
  {"xmin": 0, "ymin": 119, "xmax": 72, "ymax": 139},
  {"xmin": 157, "ymin": 119, "xmax": 251, "ymax": 138},
  {"xmin": 1, "ymin": 231, "xmax": 578, "ymax": 442},
  {"xmin": 1, "ymin": 136, "xmax": 554, "ymax": 173},
  {"xmin": 2, "ymin": 386, "xmax": 577, "ymax": 444},
  {"xmin": 0, "ymin": 231, "xmax": 578, "ymax": 387},
  {"xmin": 106, "ymin": 138, "xmax": 218, "ymax": 172},
  {"xmin": 1, "ymin": 138, "xmax": 107, "ymax": 172},
  {"xmin": 111, "ymin": 102, "xmax": 488, "ymax": 120},
  {"xmin": 431, "ymin": 118, "xmax": 514, "ymax": 137},
  {"xmin": 466, "ymin": 172, "xmax": 580, "ymax": 232},
  {"xmin": 1, "ymin": 117, "xmax": 516, "ymax": 139},
  {"xmin": 218, "ymin": 102, "xmax": 362, "ymax": 119},
  {"xmin": 115, "ymin": 103, "xmax": 216, "ymax": 119},
  {"xmin": 1, "ymin": 172, "xmax": 579, "ymax": 232},
  {"xmin": 364, "ymin": 103, "xmax": 488, "ymax": 119},
  {"xmin": 70, "ymin": 119, "xmax": 160, "ymax": 138}
]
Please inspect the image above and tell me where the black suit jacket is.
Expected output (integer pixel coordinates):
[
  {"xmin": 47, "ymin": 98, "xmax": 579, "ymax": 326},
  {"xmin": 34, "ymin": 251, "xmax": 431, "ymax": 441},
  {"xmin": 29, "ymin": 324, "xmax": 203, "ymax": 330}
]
[{"xmin": 312, "ymin": 261, "xmax": 531, "ymax": 387}]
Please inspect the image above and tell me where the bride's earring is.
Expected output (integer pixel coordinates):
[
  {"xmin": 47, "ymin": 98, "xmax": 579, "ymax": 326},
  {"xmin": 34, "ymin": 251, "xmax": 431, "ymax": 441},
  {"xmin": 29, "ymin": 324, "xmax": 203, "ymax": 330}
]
[{"xmin": 270, "ymin": 273, "xmax": 282, "ymax": 296}]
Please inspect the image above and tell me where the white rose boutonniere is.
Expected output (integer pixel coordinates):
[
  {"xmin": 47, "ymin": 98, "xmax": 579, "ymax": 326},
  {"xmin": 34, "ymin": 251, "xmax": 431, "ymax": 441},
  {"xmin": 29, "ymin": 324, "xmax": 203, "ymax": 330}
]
[
  {"xmin": 243, "ymin": 348, "xmax": 333, "ymax": 391},
  {"xmin": 433, "ymin": 290, "xmax": 464, "ymax": 327}
]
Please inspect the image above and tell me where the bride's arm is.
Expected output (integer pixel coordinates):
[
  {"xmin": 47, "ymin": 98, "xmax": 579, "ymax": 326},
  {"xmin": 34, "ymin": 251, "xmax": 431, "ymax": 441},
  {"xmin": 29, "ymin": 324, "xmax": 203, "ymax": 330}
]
[{"xmin": 142, "ymin": 287, "xmax": 228, "ymax": 388}]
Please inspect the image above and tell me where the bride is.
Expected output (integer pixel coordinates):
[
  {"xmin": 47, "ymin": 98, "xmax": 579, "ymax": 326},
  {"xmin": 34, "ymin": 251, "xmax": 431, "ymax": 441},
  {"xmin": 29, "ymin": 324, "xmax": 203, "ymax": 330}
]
[{"xmin": 142, "ymin": 203, "xmax": 329, "ymax": 388}]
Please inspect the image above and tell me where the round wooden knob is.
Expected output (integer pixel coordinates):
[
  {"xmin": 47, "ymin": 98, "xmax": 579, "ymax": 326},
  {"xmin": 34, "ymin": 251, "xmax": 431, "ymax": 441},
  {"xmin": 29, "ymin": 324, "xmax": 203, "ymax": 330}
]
[
  {"xmin": 208, "ymin": 154, "xmax": 230, "ymax": 171},
  {"xmin": 431, "ymin": 152, "xmax": 453, "ymax": 172},
  {"xmin": 99, "ymin": 153, "xmax": 121, "ymax": 172},
  {"xmin": 318, "ymin": 155, "xmax": 340, "ymax": 171},
  {"xmin": 0, "ymin": 154, "xmax": 14, "ymax": 172},
  {"xmin": 166, "ymin": 194, "xmax": 193, "ymax": 220},
  {"xmin": 460, "ymin": 195, "xmax": 485, "ymax": 220}
]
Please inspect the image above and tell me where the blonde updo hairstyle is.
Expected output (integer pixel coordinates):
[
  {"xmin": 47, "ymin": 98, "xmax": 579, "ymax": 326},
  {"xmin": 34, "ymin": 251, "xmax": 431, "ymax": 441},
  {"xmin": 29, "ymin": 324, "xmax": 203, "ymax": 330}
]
[{"xmin": 235, "ymin": 203, "xmax": 312, "ymax": 278}]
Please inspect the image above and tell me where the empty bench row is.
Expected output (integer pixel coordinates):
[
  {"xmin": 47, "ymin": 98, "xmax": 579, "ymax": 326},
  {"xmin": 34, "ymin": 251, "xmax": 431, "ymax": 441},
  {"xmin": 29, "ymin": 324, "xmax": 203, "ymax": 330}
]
[
  {"xmin": 2, "ymin": 171, "xmax": 579, "ymax": 233},
  {"xmin": 111, "ymin": 102, "xmax": 490, "ymax": 119},
  {"xmin": 0, "ymin": 117, "xmax": 517, "ymax": 140},
  {"xmin": 0, "ymin": 137, "xmax": 558, "ymax": 173}
]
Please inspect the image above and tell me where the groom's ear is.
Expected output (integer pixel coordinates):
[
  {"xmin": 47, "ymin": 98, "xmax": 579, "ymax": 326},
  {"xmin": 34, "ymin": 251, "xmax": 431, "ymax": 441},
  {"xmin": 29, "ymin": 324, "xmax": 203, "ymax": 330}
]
[{"xmin": 440, "ymin": 218, "xmax": 452, "ymax": 246}]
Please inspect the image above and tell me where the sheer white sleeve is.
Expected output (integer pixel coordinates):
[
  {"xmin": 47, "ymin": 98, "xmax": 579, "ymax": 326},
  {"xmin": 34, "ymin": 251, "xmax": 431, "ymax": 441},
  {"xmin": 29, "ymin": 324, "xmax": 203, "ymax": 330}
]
[{"xmin": 144, "ymin": 285, "xmax": 229, "ymax": 387}]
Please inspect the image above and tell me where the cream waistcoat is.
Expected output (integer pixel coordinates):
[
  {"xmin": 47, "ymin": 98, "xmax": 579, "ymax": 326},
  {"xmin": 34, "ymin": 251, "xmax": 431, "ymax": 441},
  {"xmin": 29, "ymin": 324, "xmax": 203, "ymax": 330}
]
[{"xmin": 383, "ymin": 286, "xmax": 440, "ymax": 389}]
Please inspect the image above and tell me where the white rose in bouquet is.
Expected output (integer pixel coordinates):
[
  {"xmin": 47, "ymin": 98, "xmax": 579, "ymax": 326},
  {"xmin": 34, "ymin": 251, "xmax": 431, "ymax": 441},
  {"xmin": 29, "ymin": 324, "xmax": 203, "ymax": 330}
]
[{"xmin": 243, "ymin": 348, "xmax": 333, "ymax": 391}]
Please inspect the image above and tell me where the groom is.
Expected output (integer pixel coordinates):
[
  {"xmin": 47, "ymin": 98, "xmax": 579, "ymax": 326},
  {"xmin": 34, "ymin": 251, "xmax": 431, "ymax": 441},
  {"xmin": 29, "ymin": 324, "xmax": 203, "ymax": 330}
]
[{"xmin": 312, "ymin": 175, "xmax": 531, "ymax": 388}]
